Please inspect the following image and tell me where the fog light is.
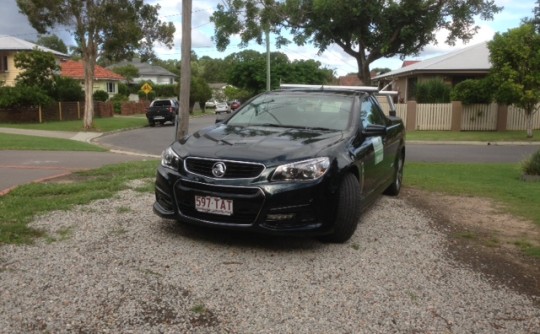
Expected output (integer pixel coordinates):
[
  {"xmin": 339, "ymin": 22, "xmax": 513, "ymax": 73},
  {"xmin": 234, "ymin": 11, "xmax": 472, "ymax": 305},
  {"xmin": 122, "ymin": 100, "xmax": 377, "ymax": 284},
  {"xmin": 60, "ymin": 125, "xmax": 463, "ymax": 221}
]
[{"xmin": 266, "ymin": 213, "xmax": 295, "ymax": 221}]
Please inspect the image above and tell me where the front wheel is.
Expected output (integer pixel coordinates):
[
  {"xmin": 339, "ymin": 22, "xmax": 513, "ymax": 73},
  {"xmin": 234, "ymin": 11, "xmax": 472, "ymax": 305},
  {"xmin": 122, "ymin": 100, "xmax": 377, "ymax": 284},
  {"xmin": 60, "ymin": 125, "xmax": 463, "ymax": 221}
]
[
  {"xmin": 319, "ymin": 173, "xmax": 362, "ymax": 243},
  {"xmin": 384, "ymin": 152, "xmax": 404, "ymax": 196}
]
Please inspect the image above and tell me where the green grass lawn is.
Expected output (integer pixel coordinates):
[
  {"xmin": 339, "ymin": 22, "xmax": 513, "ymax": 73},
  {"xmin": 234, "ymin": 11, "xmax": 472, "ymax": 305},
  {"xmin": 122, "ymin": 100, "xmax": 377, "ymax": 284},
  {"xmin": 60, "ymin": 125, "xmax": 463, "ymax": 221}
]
[
  {"xmin": 405, "ymin": 162, "xmax": 540, "ymax": 226},
  {"xmin": 406, "ymin": 130, "xmax": 540, "ymax": 142},
  {"xmin": 0, "ymin": 133, "xmax": 107, "ymax": 151},
  {"xmin": 0, "ymin": 115, "xmax": 149, "ymax": 133}
]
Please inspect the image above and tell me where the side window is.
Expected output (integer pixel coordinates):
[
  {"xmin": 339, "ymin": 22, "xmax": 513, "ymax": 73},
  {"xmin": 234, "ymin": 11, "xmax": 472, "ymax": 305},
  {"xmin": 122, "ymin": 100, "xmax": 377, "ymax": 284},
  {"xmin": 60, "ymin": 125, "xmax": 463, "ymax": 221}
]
[
  {"xmin": 0, "ymin": 55, "xmax": 8, "ymax": 72},
  {"xmin": 360, "ymin": 96, "xmax": 386, "ymax": 127},
  {"xmin": 107, "ymin": 82, "xmax": 115, "ymax": 93}
]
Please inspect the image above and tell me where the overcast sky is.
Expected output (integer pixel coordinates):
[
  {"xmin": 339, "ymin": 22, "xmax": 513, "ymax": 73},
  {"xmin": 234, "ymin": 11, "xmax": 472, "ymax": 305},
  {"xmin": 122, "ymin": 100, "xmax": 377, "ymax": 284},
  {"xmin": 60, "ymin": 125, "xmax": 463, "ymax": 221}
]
[{"xmin": 1, "ymin": 0, "xmax": 536, "ymax": 76}]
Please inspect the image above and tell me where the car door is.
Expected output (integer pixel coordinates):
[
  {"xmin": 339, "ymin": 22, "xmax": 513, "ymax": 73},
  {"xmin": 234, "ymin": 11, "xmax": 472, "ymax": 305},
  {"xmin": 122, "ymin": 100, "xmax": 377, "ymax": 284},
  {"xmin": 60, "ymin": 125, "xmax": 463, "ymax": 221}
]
[
  {"xmin": 349, "ymin": 96, "xmax": 381, "ymax": 199},
  {"xmin": 359, "ymin": 96, "xmax": 393, "ymax": 192}
]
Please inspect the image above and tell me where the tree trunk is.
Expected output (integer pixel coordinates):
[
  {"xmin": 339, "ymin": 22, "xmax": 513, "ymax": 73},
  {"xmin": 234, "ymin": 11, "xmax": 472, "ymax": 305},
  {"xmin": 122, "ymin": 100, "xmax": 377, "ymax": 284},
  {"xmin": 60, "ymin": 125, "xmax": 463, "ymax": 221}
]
[
  {"xmin": 526, "ymin": 111, "xmax": 533, "ymax": 138},
  {"xmin": 356, "ymin": 56, "xmax": 372, "ymax": 86},
  {"xmin": 83, "ymin": 59, "xmax": 95, "ymax": 130}
]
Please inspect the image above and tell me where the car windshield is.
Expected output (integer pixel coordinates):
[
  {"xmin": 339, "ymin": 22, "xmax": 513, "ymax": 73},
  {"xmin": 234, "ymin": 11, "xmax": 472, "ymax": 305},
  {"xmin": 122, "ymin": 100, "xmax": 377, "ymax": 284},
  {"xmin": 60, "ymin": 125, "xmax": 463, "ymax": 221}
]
[{"xmin": 227, "ymin": 93, "xmax": 353, "ymax": 131}]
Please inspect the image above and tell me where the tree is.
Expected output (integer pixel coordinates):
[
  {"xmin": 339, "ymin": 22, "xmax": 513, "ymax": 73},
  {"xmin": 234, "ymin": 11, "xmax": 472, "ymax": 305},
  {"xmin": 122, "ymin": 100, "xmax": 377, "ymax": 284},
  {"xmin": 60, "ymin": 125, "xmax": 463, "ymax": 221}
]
[
  {"xmin": 52, "ymin": 76, "xmax": 85, "ymax": 101},
  {"xmin": 451, "ymin": 78, "xmax": 493, "ymax": 105},
  {"xmin": 17, "ymin": 0, "xmax": 175, "ymax": 129},
  {"xmin": 14, "ymin": 49, "xmax": 59, "ymax": 91},
  {"xmin": 36, "ymin": 34, "xmax": 68, "ymax": 54},
  {"xmin": 111, "ymin": 65, "xmax": 140, "ymax": 83},
  {"xmin": 488, "ymin": 24, "xmax": 540, "ymax": 138},
  {"xmin": 199, "ymin": 56, "xmax": 229, "ymax": 83},
  {"xmin": 211, "ymin": 0, "xmax": 501, "ymax": 86},
  {"xmin": 189, "ymin": 76, "xmax": 212, "ymax": 113},
  {"xmin": 224, "ymin": 50, "xmax": 333, "ymax": 95}
]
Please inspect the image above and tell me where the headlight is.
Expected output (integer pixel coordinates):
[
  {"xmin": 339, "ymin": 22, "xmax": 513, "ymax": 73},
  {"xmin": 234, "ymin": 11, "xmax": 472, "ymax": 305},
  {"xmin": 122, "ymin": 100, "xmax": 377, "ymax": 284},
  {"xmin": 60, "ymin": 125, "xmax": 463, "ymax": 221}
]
[
  {"xmin": 272, "ymin": 157, "xmax": 330, "ymax": 181},
  {"xmin": 161, "ymin": 147, "xmax": 181, "ymax": 170}
]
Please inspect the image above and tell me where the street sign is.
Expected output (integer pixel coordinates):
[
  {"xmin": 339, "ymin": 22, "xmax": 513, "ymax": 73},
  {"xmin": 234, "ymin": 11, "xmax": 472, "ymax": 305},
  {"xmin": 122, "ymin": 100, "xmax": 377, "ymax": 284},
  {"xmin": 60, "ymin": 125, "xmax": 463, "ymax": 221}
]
[{"xmin": 141, "ymin": 83, "xmax": 152, "ymax": 94}]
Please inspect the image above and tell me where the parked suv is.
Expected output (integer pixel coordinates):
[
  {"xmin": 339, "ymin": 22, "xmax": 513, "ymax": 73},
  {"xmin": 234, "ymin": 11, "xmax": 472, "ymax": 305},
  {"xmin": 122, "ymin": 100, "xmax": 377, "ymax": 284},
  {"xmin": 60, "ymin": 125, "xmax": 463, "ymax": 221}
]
[
  {"xmin": 146, "ymin": 99, "xmax": 178, "ymax": 126},
  {"xmin": 153, "ymin": 84, "xmax": 405, "ymax": 242}
]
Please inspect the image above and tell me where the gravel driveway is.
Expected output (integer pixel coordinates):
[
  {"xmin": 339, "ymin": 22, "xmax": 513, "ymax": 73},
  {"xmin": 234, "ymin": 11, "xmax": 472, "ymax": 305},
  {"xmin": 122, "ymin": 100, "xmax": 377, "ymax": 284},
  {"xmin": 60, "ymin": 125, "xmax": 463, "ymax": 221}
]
[{"xmin": 1, "ymin": 181, "xmax": 538, "ymax": 333}]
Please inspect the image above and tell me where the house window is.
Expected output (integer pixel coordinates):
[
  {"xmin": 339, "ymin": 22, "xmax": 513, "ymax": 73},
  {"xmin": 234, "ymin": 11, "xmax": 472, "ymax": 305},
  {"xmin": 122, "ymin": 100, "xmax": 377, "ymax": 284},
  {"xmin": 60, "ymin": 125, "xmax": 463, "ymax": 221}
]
[
  {"xmin": 0, "ymin": 55, "xmax": 8, "ymax": 72},
  {"xmin": 107, "ymin": 82, "xmax": 115, "ymax": 93}
]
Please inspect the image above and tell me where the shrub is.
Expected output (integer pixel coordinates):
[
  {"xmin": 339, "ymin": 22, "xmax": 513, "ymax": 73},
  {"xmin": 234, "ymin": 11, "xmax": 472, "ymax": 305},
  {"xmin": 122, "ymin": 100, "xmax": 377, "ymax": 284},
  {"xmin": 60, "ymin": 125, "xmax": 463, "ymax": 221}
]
[
  {"xmin": 138, "ymin": 90, "xmax": 155, "ymax": 101},
  {"xmin": 109, "ymin": 94, "xmax": 128, "ymax": 114},
  {"xmin": 451, "ymin": 79, "xmax": 493, "ymax": 104},
  {"xmin": 0, "ymin": 85, "xmax": 52, "ymax": 107},
  {"xmin": 117, "ymin": 82, "xmax": 130, "ymax": 97},
  {"xmin": 53, "ymin": 76, "xmax": 84, "ymax": 101},
  {"xmin": 522, "ymin": 149, "xmax": 540, "ymax": 176},
  {"xmin": 416, "ymin": 79, "xmax": 451, "ymax": 103},
  {"xmin": 93, "ymin": 90, "xmax": 109, "ymax": 102}
]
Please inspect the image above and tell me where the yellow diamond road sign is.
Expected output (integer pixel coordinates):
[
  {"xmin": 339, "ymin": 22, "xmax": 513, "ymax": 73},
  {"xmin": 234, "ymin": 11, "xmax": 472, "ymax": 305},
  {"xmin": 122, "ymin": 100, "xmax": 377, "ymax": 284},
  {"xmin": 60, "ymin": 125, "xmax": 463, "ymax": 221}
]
[{"xmin": 141, "ymin": 83, "xmax": 152, "ymax": 94}]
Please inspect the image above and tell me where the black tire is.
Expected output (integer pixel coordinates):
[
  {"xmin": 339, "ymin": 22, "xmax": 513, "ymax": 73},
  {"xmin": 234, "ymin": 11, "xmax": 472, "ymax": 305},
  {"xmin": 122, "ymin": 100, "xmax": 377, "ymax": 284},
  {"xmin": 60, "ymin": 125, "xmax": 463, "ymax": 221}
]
[
  {"xmin": 149, "ymin": 121, "xmax": 155, "ymax": 127},
  {"xmin": 319, "ymin": 173, "xmax": 362, "ymax": 243},
  {"xmin": 384, "ymin": 151, "xmax": 404, "ymax": 196}
]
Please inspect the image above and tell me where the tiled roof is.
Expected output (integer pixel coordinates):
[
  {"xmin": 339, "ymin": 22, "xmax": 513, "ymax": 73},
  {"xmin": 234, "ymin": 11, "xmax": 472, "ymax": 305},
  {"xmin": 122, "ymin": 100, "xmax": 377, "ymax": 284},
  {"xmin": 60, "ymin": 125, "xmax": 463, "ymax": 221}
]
[
  {"xmin": 401, "ymin": 60, "xmax": 420, "ymax": 67},
  {"xmin": 61, "ymin": 60, "xmax": 125, "ymax": 81},
  {"xmin": 0, "ymin": 35, "xmax": 69, "ymax": 58}
]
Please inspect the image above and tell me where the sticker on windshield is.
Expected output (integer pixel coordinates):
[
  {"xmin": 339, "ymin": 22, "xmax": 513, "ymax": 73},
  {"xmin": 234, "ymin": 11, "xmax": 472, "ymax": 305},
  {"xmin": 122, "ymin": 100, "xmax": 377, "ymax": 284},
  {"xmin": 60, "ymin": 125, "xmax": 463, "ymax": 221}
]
[{"xmin": 372, "ymin": 136, "xmax": 383, "ymax": 164}]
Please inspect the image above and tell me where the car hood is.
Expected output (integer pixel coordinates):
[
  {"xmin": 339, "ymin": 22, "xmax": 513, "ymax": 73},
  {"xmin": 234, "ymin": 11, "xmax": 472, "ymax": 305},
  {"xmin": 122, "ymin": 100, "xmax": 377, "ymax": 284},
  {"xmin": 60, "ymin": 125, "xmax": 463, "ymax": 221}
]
[{"xmin": 178, "ymin": 124, "xmax": 345, "ymax": 164}]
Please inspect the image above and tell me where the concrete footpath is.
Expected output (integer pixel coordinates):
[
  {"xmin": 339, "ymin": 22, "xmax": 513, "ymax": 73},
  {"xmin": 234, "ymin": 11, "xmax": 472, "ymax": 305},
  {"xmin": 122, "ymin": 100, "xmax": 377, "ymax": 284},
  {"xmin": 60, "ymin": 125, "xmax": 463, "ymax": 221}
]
[{"xmin": 0, "ymin": 128, "xmax": 154, "ymax": 195}]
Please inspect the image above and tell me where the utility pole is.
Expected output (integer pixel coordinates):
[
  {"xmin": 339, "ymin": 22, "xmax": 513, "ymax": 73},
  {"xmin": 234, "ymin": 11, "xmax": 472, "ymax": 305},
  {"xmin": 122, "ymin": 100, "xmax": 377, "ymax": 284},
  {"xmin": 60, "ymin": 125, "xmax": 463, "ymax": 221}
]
[
  {"xmin": 177, "ymin": 0, "xmax": 192, "ymax": 140},
  {"xmin": 266, "ymin": 29, "xmax": 270, "ymax": 92}
]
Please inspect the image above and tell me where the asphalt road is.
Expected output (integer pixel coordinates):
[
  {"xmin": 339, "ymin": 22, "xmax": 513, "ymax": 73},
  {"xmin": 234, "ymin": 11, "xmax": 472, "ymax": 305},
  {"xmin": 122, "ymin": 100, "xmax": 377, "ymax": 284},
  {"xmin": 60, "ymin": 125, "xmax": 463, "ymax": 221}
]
[{"xmin": 95, "ymin": 114, "xmax": 540, "ymax": 163}]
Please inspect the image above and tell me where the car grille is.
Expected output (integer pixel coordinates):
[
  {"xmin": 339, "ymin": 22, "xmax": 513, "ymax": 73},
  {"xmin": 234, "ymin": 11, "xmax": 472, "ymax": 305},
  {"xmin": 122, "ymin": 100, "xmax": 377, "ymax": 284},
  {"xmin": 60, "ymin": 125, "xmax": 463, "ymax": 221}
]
[
  {"xmin": 174, "ymin": 180, "xmax": 264, "ymax": 225},
  {"xmin": 185, "ymin": 158, "xmax": 265, "ymax": 179}
]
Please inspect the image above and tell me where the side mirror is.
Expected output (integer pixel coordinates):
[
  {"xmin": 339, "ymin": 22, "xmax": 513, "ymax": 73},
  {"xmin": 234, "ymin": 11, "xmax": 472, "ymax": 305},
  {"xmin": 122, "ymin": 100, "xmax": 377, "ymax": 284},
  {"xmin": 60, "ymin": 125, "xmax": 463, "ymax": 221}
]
[
  {"xmin": 362, "ymin": 124, "xmax": 387, "ymax": 137},
  {"xmin": 389, "ymin": 110, "xmax": 396, "ymax": 117}
]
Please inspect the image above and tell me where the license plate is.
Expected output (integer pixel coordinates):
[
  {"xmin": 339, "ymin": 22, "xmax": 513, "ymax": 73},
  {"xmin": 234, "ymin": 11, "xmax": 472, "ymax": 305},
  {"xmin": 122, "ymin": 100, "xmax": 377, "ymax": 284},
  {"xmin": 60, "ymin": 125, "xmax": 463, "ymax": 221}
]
[
  {"xmin": 154, "ymin": 116, "xmax": 165, "ymax": 120},
  {"xmin": 195, "ymin": 196, "xmax": 233, "ymax": 215}
]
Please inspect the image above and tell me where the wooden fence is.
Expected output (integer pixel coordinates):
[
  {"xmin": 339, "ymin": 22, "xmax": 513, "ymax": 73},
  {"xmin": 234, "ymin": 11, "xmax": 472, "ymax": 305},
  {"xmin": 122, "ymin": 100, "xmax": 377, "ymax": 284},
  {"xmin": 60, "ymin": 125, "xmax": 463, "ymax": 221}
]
[
  {"xmin": 0, "ymin": 101, "xmax": 148, "ymax": 123},
  {"xmin": 391, "ymin": 101, "xmax": 540, "ymax": 131}
]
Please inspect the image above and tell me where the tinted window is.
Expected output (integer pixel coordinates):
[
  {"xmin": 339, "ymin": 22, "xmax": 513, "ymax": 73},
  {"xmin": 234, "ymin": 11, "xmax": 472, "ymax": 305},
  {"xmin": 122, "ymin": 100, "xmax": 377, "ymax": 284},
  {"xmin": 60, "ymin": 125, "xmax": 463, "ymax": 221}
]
[
  {"xmin": 227, "ymin": 93, "xmax": 353, "ymax": 131},
  {"xmin": 360, "ymin": 96, "xmax": 386, "ymax": 127}
]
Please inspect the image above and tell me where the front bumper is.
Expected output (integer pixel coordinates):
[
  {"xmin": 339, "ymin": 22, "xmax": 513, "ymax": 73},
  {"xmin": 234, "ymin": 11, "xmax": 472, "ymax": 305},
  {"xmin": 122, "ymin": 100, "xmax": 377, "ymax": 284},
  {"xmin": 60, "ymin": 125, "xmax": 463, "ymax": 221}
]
[{"xmin": 153, "ymin": 166, "xmax": 338, "ymax": 236}]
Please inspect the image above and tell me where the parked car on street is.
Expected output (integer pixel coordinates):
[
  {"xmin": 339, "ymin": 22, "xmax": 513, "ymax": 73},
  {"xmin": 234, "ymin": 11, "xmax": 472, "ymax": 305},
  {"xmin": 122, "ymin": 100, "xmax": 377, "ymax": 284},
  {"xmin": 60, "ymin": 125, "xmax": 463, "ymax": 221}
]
[
  {"xmin": 145, "ymin": 99, "xmax": 178, "ymax": 126},
  {"xmin": 205, "ymin": 99, "xmax": 217, "ymax": 109},
  {"xmin": 153, "ymin": 84, "xmax": 406, "ymax": 242},
  {"xmin": 215, "ymin": 101, "xmax": 230, "ymax": 114},
  {"xmin": 229, "ymin": 100, "xmax": 241, "ymax": 111}
]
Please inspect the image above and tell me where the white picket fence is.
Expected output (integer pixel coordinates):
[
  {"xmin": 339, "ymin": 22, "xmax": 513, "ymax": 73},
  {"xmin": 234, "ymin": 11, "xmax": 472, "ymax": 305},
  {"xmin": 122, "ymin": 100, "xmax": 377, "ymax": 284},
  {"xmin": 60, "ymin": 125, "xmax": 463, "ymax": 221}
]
[{"xmin": 391, "ymin": 103, "xmax": 540, "ymax": 131}]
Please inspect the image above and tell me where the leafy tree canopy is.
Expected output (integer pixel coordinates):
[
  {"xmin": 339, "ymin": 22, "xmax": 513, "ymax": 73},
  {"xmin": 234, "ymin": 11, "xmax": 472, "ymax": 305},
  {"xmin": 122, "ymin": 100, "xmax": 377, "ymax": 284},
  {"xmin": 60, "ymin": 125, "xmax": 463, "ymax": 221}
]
[
  {"xmin": 488, "ymin": 23, "xmax": 540, "ymax": 138},
  {"xmin": 111, "ymin": 64, "xmax": 140, "ymax": 83},
  {"xmin": 14, "ymin": 48, "xmax": 59, "ymax": 90},
  {"xmin": 211, "ymin": 0, "xmax": 501, "ymax": 85},
  {"xmin": 17, "ymin": 0, "xmax": 175, "ymax": 129},
  {"xmin": 36, "ymin": 34, "xmax": 68, "ymax": 54},
  {"xmin": 224, "ymin": 50, "xmax": 333, "ymax": 95}
]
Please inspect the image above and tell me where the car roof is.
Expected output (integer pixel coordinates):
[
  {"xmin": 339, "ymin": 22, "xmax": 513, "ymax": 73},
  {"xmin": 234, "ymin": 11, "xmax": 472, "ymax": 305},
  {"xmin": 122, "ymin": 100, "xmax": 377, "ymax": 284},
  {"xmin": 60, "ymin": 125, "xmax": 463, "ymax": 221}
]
[{"xmin": 279, "ymin": 84, "xmax": 379, "ymax": 93}]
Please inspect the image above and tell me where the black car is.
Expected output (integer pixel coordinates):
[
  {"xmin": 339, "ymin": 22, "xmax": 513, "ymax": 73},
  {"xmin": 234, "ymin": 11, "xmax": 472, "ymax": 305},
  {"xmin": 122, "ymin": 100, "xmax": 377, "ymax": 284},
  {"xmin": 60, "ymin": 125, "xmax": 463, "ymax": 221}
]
[
  {"xmin": 145, "ymin": 99, "xmax": 178, "ymax": 126},
  {"xmin": 153, "ymin": 85, "xmax": 405, "ymax": 242}
]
